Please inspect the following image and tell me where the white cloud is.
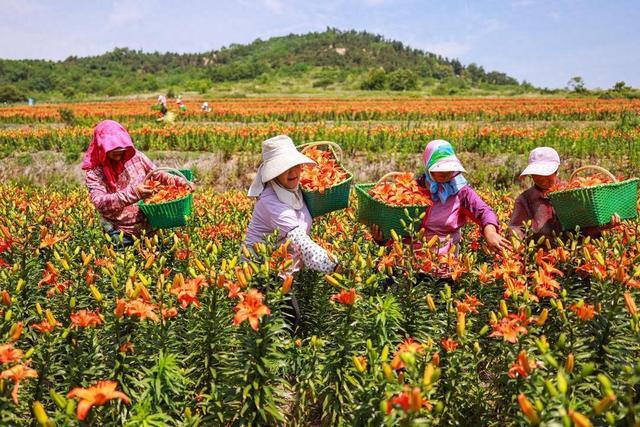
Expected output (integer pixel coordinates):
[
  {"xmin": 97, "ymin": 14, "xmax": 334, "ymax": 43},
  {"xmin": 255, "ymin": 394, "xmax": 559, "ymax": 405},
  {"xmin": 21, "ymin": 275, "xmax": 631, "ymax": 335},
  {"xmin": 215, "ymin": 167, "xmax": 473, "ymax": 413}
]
[
  {"xmin": 0, "ymin": 0, "xmax": 46, "ymax": 15},
  {"xmin": 420, "ymin": 41, "xmax": 471, "ymax": 58},
  {"xmin": 510, "ymin": 0, "xmax": 535, "ymax": 7},
  {"xmin": 262, "ymin": 0, "xmax": 285, "ymax": 13},
  {"xmin": 107, "ymin": 0, "xmax": 152, "ymax": 27},
  {"xmin": 362, "ymin": 0, "xmax": 393, "ymax": 5}
]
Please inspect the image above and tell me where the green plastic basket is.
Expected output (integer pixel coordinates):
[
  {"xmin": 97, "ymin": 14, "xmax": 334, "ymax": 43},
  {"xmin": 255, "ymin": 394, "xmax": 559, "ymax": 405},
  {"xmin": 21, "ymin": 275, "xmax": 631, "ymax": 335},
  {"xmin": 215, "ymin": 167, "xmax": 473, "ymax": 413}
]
[
  {"xmin": 138, "ymin": 167, "xmax": 194, "ymax": 229},
  {"xmin": 178, "ymin": 169, "xmax": 194, "ymax": 216},
  {"xmin": 355, "ymin": 172, "xmax": 429, "ymax": 240},
  {"xmin": 548, "ymin": 166, "xmax": 639, "ymax": 231},
  {"xmin": 298, "ymin": 141, "xmax": 352, "ymax": 218},
  {"xmin": 178, "ymin": 169, "xmax": 194, "ymax": 182}
]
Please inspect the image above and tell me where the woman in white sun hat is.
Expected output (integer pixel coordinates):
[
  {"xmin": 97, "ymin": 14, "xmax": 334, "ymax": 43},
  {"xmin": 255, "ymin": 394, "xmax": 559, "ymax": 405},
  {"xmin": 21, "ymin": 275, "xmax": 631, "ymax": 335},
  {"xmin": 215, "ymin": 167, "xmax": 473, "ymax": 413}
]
[{"xmin": 244, "ymin": 135, "xmax": 338, "ymax": 273}]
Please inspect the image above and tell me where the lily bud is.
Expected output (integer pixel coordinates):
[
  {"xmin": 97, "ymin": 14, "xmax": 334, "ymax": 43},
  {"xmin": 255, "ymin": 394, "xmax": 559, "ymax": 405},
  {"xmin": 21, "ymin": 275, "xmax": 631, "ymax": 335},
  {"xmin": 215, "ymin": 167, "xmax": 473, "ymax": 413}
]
[
  {"xmin": 517, "ymin": 394, "xmax": 540, "ymax": 425},
  {"xmin": 32, "ymin": 401, "xmax": 49, "ymax": 426},
  {"xmin": 564, "ymin": 353, "xmax": 574, "ymax": 374}
]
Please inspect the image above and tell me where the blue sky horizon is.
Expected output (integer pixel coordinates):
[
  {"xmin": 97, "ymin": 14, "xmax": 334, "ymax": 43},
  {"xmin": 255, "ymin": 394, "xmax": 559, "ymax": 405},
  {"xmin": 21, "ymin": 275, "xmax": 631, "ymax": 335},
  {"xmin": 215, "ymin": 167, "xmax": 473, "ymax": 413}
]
[{"xmin": 1, "ymin": 0, "xmax": 638, "ymax": 89}]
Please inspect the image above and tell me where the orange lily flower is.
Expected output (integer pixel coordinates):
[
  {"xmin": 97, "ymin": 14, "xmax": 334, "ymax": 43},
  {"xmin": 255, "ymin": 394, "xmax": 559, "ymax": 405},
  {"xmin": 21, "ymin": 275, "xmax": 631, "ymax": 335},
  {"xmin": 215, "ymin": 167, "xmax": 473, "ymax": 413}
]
[
  {"xmin": 391, "ymin": 338, "xmax": 424, "ymax": 370},
  {"xmin": 455, "ymin": 294, "xmax": 484, "ymax": 314},
  {"xmin": 70, "ymin": 310, "xmax": 103, "ymax": 328},
  {"xmin": 38, "ymin": 262, "xmax": 58, "ymax": 286},
  {"xmin": 533, "ymin": 269, "xmax": 562, "ymax": 299},
  {"xmin": 387, "ymin": 385, "xmax": 432, "ymax": 414},
  {"xmin": 1, "ymin": 363, "xmax": 38, "ymax": 404},
  {"xmin": 570, "ymin": 302, "xmax": 596, "ymax": 321},
  {"xmin": 123, "ymin": 299, "xmax": 159, "ymax": 322},
  {"xmin": 170, "ymin": 276, "xmax": 204, "ymax": 308},
  {"xmin": 369, "ymin": 173, "xmax": 431, "ymax": 207},
  {"xmin": 331, "ymin": 288, "xmax": 359, "ymax": 306},
  {"xmin": 31, "ymin": 319, "xmax": 62, "ymax": 334},
  {"xmin": 0, "ymin": 343, "xmax": 23, "ymax": 364},
  {"xmin": 440, "ymin": 337, "xmax": 459, "ymax": 353},
  {"xmin": 67, "ymin": 380, "xmax": 130, "ymax": 421},
  {"xmin": 508, "ymin": 350, "xmax": 538, "ymax": 378},
  {"xmin": 161, "ymin": 307, "xmax": 179, "ymax": 319},
  {"xmin": 476, "ymin": 263, "xmax": 493, "ymax": 283},
  {"xmin": 233, "ymin": 288, "xmax": 271, "ymax": 331},
  {"xmin": 489, "ymin": 311, "xmax": 530, "ymax": 344}
]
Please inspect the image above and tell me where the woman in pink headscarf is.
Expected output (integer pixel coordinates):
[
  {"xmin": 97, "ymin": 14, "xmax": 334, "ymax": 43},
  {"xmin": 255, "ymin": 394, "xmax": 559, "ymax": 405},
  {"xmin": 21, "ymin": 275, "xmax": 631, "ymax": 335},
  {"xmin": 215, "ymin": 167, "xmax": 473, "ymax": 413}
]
[{"xmin": 83, "ymin": 120, "xmax": 186, "ymax": 244}]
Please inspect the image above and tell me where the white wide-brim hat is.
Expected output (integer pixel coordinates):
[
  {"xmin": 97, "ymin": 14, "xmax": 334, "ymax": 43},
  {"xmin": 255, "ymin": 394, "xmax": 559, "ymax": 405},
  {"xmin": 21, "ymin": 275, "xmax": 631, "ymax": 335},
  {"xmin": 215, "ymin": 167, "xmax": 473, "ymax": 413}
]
[
  {"xmin": 248, "ymin": 135, "xmax": 315, "ymax": 197},
  {"xmin": 520, "ymin": 147, "xmax": 560, "ymax": 177},
  {"xmin": 428, "ymin": 158, "xmax": 467, "ymax": 174}
]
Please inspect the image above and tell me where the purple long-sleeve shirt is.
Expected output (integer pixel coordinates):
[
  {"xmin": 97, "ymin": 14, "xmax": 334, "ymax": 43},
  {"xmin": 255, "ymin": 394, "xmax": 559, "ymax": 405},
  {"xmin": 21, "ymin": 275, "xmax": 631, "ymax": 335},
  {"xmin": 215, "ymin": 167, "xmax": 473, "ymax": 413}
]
[{"xmin": 421, "ymin": 185, "xmax": 499, "ymax": 255}]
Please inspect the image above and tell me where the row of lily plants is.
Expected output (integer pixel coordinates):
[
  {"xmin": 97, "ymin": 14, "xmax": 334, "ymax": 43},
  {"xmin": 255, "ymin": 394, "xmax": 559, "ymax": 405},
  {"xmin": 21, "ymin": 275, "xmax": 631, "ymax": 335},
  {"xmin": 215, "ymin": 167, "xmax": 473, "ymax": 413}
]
[
  {"xmin": 1, "ymin": 123, "xmax": 639, "ymax": 163},
  {"xmin": 0, "ymin": 184, "xmax": 639, "ymax": 426}
]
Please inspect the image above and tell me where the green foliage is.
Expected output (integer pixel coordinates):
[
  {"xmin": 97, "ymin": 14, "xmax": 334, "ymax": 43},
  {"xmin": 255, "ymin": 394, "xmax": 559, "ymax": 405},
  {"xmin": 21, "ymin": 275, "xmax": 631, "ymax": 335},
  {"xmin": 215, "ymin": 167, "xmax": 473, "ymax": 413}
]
[
  {"xmin": 57, "ymin": 108, "xmax": 77, "ymax": 126},
  {"xmin": 388, "ymin": 69, "xmax": 418, "ymax": 91},
  {"xmin": 567, "ymin": 76, "xmax": 587, "ymax": 93},
  {"xmin": 0, "ymin": 84, "xmax": 27, "ymax": 103},
  {"xmin": 0, "ymin": 29, "xmax": 524, "ymax": 99},
  {"xmin": 360, "ymin": 69, "xmax": 387, "ymax": 90}
]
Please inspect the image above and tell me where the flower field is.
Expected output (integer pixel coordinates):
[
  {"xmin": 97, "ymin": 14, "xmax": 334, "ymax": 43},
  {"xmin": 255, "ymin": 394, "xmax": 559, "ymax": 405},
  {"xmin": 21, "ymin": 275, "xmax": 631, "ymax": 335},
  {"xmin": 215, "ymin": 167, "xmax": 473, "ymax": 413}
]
[
  {"xmin": 2, "ymin": 122, "xmax": 640, "ymax": 165},
  {"xmin": 1, "ymin": 97, "xmax": 640, "ymax": 426},
  {"xmin": 0, "ymin": 183, "xmax": 639, "ymax": 426},
  {"xmin": 2, "ymin": 97, "xmax": 640, "ymax": 123}
]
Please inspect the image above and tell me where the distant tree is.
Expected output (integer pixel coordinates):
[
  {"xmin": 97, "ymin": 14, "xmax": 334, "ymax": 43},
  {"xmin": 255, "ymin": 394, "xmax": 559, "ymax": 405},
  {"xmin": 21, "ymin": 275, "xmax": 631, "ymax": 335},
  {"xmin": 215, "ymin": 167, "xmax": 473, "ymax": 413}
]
[
  {"xmin": 521, "ymin": 80, "xmax": 534, "ymax": 90},
  {"xmin": 613, "ymin": 81, "xmax": 630, "ymax": 92},
  {"xmin": 0, "ymin": 84, "xmax": 26, "ymax": 103},
  {"xmin": 360, "ymin": 69, "xmax": 387, "ymax": 90},
  {"xmin": 388, "ymin": 69, "xmax": 418, "ymax": 91},
  {"xmin": 485, "ymin": 71, "xmax": 518, "ymax": 85},
  {"xmin": 450, "ymin": 59, "xmax": 463, "ymax": 75},
  {"xmin": 567, "ymin": 76, "xmax": 586, "ymax": 93}
]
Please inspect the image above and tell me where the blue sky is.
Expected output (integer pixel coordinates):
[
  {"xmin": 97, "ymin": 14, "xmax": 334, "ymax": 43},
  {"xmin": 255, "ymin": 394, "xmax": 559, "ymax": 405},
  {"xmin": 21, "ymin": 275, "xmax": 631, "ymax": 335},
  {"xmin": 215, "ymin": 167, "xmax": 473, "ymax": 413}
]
[{"xmin": 1, "ymin": 0, "xmax": 638, "ymax": 88}]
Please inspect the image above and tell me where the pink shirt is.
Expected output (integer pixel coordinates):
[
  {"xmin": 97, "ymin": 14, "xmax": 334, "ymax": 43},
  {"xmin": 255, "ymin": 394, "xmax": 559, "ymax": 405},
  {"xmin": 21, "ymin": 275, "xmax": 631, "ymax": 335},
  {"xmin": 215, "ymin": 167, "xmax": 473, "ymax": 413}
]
[
  {"xmin": 422, "ymin": 186, "xmax": 499, "ymax": 255},
  {"xmin": 244, "ymin": 185, "xmax": 312, "ymax": 249},
  {"xmin": 85, "ymin": 150, "xmax": 155, "ymax": 236},
  {"xmin": 509, "ymin": 185, "xmax": 562, "ymax": 239}
]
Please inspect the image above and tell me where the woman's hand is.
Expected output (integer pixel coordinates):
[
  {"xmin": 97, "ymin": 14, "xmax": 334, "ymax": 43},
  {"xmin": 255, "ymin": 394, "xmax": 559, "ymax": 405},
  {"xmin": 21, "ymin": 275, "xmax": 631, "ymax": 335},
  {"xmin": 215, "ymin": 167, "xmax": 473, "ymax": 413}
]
[
  {"xmin": 610, "ymin": 214, "xmax": 621, "ymax": 226},
  {"xmin": 136, "ymin": 184, "xmax": 154, "ymax": 199},
  {"xmin": 370, "ymin": 224, "xmax": 385, "ymax": 243},
  {"xmin": 483, "ymin": 224, "xmax": 512, "ymax": 254}
]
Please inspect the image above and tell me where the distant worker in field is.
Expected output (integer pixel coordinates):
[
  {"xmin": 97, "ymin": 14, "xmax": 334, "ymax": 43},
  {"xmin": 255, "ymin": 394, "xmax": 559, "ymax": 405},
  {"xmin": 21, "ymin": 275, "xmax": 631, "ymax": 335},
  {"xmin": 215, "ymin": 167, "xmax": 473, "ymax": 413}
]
[
  {"xmin": 201, "ymin": 101, "xmax": 210, "ymax": 113},
  {"xmin": 83, "ymin": 120, "xmax": 191, "ymax": 245},
  {"xmin": 509, "ymin": 147, "xmax": 619, "ymax": 241},
  {"xmin": 176, "ymin": 96, "xmax": 186, "ymax": 112},
  {"xmin": 157, "ymin": 95, "xmax": 168, "ymax": 117}
]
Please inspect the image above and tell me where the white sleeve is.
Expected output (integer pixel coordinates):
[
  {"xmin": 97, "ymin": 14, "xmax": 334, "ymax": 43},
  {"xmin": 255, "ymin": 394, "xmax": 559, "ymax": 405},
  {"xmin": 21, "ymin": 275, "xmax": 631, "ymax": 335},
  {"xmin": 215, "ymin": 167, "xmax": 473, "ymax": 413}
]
[{"xmin": 287, "ymin": 227, "xmax": 337, "ymax": 273}]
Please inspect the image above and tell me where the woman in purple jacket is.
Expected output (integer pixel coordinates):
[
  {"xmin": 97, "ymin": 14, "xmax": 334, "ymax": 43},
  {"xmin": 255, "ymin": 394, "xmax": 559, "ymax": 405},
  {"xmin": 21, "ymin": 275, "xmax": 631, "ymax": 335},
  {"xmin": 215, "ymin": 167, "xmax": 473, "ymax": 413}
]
[{"xmin": 373, "ymin": 139, "xmax": 511, "ymax": 257}]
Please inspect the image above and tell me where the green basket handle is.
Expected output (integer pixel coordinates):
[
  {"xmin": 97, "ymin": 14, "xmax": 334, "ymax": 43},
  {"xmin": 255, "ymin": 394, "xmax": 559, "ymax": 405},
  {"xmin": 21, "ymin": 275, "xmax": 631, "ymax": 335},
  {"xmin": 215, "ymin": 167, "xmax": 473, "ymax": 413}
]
[
  {"xmin": 297, "ymin": 141, "xmax": 344, "ymax": 162},
  {"xmin": 375, "ymin": 172, "xmax": 408, "ymax": 184},
  {"xmin": 143, "ymin": 167, "xmax": 189, "ymax": 184},
  {"xmin": 570, "ymin": 165, "xmax": 617, "ymax": 183}
]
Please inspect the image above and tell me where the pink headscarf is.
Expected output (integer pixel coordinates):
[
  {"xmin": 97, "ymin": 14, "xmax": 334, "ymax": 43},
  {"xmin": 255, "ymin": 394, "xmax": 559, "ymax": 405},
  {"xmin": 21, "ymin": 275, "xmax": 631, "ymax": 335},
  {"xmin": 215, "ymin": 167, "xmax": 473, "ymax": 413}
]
[{"xmin": 82, "ymin": 120, "xmax": 136, "ymax": 191}]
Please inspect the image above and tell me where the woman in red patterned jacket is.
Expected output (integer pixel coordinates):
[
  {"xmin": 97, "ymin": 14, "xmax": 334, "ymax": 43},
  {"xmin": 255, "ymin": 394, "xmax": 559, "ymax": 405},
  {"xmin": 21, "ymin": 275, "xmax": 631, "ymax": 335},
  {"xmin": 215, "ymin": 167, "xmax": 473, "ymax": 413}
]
[{"xmin": 83, "ymin": 120, "xmax": 188, "ymax": 245}]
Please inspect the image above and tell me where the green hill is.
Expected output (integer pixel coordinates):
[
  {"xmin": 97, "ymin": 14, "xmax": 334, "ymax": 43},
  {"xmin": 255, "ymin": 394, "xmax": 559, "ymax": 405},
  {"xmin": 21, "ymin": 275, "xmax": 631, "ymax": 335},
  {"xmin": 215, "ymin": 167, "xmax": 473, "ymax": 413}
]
[{"xmin": 0, "ymin": 28, "xmax": 525, "ymax": 100}]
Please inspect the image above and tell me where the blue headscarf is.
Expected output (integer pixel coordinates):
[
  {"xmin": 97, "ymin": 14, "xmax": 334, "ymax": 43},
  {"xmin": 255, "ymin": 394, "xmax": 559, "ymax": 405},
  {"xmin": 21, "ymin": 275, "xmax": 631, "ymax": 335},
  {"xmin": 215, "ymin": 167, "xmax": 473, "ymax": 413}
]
[{"xmin": 423, "ymin": 140, "xmax": 468, "ymax": 204}]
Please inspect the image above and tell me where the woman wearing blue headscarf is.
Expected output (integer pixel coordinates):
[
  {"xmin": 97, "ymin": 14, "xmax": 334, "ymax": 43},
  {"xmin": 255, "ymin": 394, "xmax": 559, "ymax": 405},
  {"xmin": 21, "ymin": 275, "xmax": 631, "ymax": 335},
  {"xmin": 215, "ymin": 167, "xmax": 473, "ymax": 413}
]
[{"xmin": 372, "ymin": 140, "xmax": 510, "ymax": 257}]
